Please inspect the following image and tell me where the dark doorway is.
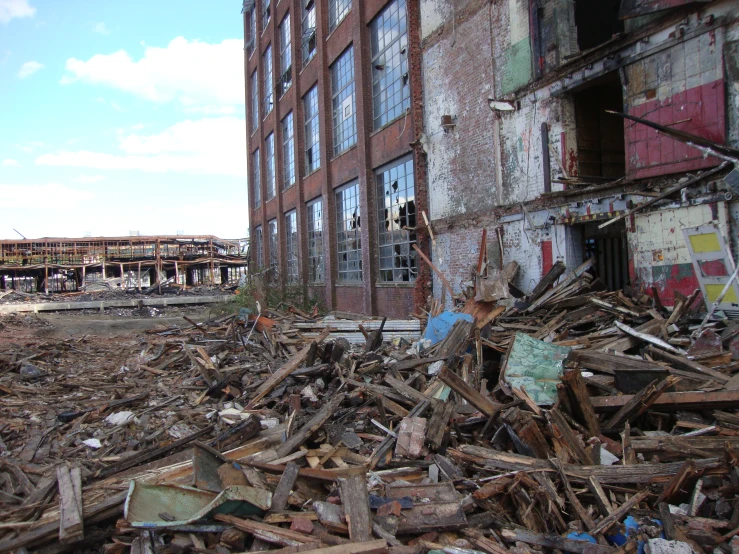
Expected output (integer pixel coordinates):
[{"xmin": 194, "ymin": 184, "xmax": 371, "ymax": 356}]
[
  {"xmin": 575, "ymin": 0, "xmax": 623, "ymax": 51},
  {"xmin": 582, "ymin": 219, "xmax": 628, "ymax": 291},
  {"xmin": 573, "ymin": 73, "xmax": 626, "ymax": 180}
]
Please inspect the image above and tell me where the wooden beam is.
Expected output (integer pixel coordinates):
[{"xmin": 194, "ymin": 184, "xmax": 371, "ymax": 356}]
[
  {"xmin": 439, "ymin": 366, "xmax": 502, "ymax": 417},
  {"xmin": 590, "ymin": 389, "xmax": 739, "ymax": 412},
  {"xmin": 339, "ymin": 474, "xmax": 373, "ymax": 542}
]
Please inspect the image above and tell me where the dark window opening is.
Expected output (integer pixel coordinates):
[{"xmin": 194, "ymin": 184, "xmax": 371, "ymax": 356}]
[
  {"xmin": 575, "ymin": 0, "xmax": 623, "ymax": 51},
  {"xmin": 573, "ymin": 73, "xmax": 625, "ymax": 180},
  {"xmin": 581, "ymin": 219, "xmax": 628, "ymax": 292}
]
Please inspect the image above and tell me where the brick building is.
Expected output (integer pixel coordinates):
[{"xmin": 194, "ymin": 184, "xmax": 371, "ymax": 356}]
[
  {"xmin": 242, "ymin": 0, "xmax": 431, "ymax": 317},
  {"xmin": 419, "ymin": 0, "xmax": 739, "ymax": 310}
]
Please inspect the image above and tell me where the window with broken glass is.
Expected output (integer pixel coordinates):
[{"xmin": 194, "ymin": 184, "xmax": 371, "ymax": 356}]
[
  {"xmin": 265, "ymin": 133, "xmax": 276, "ymax": 200},
  {"xmin": 370, "ymin": 0, "xmax": 410, "ymax": 130},
  {"xmin": 252, "ymin": 148, "xmax": 261, "ymax": 208},
  {"xmin": 263, "ymin": 45, "xmax": 274, "ymax": 116},
  {"xmin": 250, "ymin": 70, "xmax": 259, "ymax": 134},
  {"xmin": 253, "ymin": 225, "xmax": 263, "ymax": 268},
  {"xmin": 303, "ymin": 86, "xmax": 320, "ymax": 174},
  {"xmin": 336, "ymin": 182, "xmax": 362, "ymax": 282},
  {"xmin": 245, "ymin": 6, "xmax": 257, "ymax": 55},
  {"xmin": 277, "ymin": 13, "xmax": 292, "ymax": 97},
  {"xmin": 329, "ymin": 0, "xmax": 351, "ymax": 33},
  {"xmin": 268, "ymin": 219, "xmax": 278, "ymax": 277},
  {"xmin": 307, "ymin": 198, "xmax": 324, "ymax": 283},
  {"xmin": 331, "ymin": 47, "xmax": 357, "ymax": 155},
  {"xmin": 282, "ymin": 112, "xmax": 295, "ymax": 189},
  {"xmin": 376, "ymin": 156, "xmax": 416, "ymax": 283},
  {"xmin": 262, "ymin": 0, "xmax": 271, "ymax": 30},
  {"xmin": 301, "ymin": 1, "xmax": 317, "ymax": 66},
  {"xmin": 285, "ymin": 210, "xmax": 298, "ymax": 284}
]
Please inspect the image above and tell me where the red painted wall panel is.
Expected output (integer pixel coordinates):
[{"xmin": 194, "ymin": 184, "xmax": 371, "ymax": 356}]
[{"xmin": 541, "ymin": 240, "xmax": 553, "ymax": 276}]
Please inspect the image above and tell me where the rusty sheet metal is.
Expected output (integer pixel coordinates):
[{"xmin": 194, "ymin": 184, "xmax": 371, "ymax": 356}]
[
  {"xmin": 386, "ymin": 482, "xmax": 467, "ymax": 533},
  {"xmin": 125, "ymin": 482, "xmax": 271, "ymax": 528},
  {"xmin": 501, "ymin": 333, "xmax": 572, "ymax": 406}
]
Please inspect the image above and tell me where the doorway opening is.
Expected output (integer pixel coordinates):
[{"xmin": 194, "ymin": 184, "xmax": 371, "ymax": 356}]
[{"xmin": 582, "ymin": 219, "xmax": 628, "ymax": 291}]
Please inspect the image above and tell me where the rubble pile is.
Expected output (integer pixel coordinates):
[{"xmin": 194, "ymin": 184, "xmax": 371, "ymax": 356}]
[{"xmin": 2, "ymin": 264, "xmax": 739, "ymax": 554}]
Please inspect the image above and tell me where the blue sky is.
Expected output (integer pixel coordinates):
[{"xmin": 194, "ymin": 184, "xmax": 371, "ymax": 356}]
[{"xmin": 0, "ymin": 0, "xmax": 248, "ymax": 239}]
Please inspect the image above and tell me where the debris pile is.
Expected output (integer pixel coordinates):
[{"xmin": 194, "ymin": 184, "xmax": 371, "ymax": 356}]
[{"xmin": 2, "ymin": 265, "xmax": 739, "ymax": 554}]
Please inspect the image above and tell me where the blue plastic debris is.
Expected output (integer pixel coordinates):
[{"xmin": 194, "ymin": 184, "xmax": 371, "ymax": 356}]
[
  {"xmin": 423, "ymin": 312, "xmax": 474, "ymax": 345},
  {"xmin": 567, "ymin": 531, "xmax": 597, "ymax": 544},
  {"xmin": 606, "ymin": 515, "xmax": 664, "ymax": 554}
]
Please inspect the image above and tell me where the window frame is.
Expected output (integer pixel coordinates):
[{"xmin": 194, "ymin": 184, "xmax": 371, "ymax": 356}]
[
  {"xmin": 245, "ymin": 7, "xmax": 257, "ymax": 55},
  {"xmin": 263, "ymin": 44, "xmax": 274, "ymax": 117},
  {"xmin": 303, "ymin": 85, "xmax": 320, "ymax": 174},
  {"xmin": 253, "ymin": 225, "xmax": 264, "ymax": 269},
  {"xmin": 265, "ymin": 133, "xmax": 276, "ymax": 201},
  {"xmin": 331, "ymin": 47, "xmax": 357, "ymax": 156},
  {"xmin": 268, "ymin": 218, "xmax": 278, "ymax": 277},
  {"xmin": 370, "ymin": 0, "xmax": 410, "ymax": 130},
  {"xmin": 301, "ymin": 1, "xmax": 317, "ymax": 66},
  {"xmin": 307, "ymin": 197, "xmax": 324, "ymax": 283},
  {"xmin": 250, "ymin": 70, "xmax": 259, "ymax": 134},
  {"xmin": 277, "ymin": 13, "xmax": 292, "ymax": 98},
  {"xmin": 282, "ymin": 112, "xmax": 296, "ymax": 190},
  {"xmin": 335, "ymin": 181, "xmax": 362, "ymax": 283},
  {"xmin": 285, "ymin": 210, "xmax": 298, "ymax": 284},
  {"xmin": 375, "ymin": 155, "xmax": 417, "ymax": 283},
  {"xmin": 252, "ymin": 148, "xmax": 261, "ymax": 208},
  {"xmin": 328, "ymin": 0, "xmax": 351, "ymax": 33},
  {"xmin": 262, "ymin": 0, "xmax": 271, "ymax": 31}
]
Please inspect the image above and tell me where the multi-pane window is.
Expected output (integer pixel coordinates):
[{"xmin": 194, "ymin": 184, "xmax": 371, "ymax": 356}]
[
  {"xmin": 245, "ymin": 6, "xmax": 257, "ymax": 55},
  {"xmin": 370, "ymin": 0, "xmax": 410, "ymax": 129},
  {"xmin": 304, "ymin": 86, "xmax": 320, "ymax": 174},
  {"xmin": 278, "ymin": 14, "xmax": 292, "ymax": 97},
  {"xmin": 262, "ymin": 0, "xmax": 271, "ymax": 30},
  {"xmin": 250, "ymin": 71, "xmax": 259, "ymax": 134},
  {"xmin": 307, "ymin": 198, "xmax": 324, "ymax": 283},
  {"xmin": 301, "ymin": 1, "xmax": 316, "ymax": 66},
  {"xmin": 336, "ymin": 182, "xmax": 362, "ymax": 282},
  {"xmin": 263, "ymin": 45, "xmax": 273, "ymax": 116},
  {"xmin": 265, "ymin": 133, "xmax": 276, "ymax": 200},
  {"xmin": 376, "ymin": 156, "xmax": 417, "ymax": 283},
  {"xmin": 331, "ymin": 48, "xmax": 357, "ymax": 155},
  {"xmin": 329, "ymin": 0, "xmax": 351, "ymax": 33},
  {"xmin": 268, "ymin": 219, "xmax": 278, "ymax": 277},
  {"xmin": 285, "ymin": 211, "xmax": 298, "ymax": 284},
  {"xmin": 252, "ymin": 148, "xmax": 261, "ymax": 208},
  {"xmin": 253, "ymin": 225, "xmax": 263, "ymax": 268},
  {"xmin": 282, "ymin": 112, "xmax": 295, "ymax": 189}
]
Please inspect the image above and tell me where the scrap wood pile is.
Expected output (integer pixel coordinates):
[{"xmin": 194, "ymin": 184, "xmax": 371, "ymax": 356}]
[{"xmin": 2, "ymin": 262, "xmax": 739, "ymax": 554}]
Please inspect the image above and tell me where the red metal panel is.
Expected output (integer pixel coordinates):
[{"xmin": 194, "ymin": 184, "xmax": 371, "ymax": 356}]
[
  {"xmin": 541, "ymin": 240, "xmax": 553, "ymax": 277},
  {"xmin": 619, "ymin": 0, "xmax": 713, "ymax": 19},
  {"xmin": 625, "ymin": 79, "xmax": 726, "ymax": 179}
]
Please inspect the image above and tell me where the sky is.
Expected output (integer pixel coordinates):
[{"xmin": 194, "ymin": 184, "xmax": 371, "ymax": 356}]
[{"xmin": 0, "ymin": 0, "xmax": 249, "ymax": 240}]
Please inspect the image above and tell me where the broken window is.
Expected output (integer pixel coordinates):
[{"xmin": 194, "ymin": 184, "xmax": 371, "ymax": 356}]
[
  {"xmin": 304, "ymin": 85, "xmax": 320, "ymax": 174},
  {"xmin": 268, "ymin": 219, "xmax": 279, "ymax": 277},
  {"xmin": 262, "ymin": 0, "xmax": 271, "ymax": 30},
  {"xmin": 254, "ymin": 225, "xmax": 263, "ymax": 268},
  {"xmin": 575, "ymin": 0, "xmax": 623, "ymax": 51},
  {"xmin": 573, "ymin": 73, "xmax": 626, "ymax": 179},
  {"xmin": 331, "ymin": 47, "xmax": 357, "ymax": 155},
  {"xmin": 250, "ymin": 70, "xmax": 259, "ymax": 134},
  {"xmin": 329, "ymin": 0, "xmax": 351, "ymax": 33},
  {"xmin": 245, "ymin": 6, "xmax": 257, "ymax": 55},
  {"xmin": 263, "ymin": 45, "xmax": 274, "ymax": 116},
  {"xmin": 307, "ymin": 197, "xmax": 324, "ymax": 283},
  {"xmin": 335, "ymin": 181, "xmax": 362, "ymax": 282},
  {"xmin": 278, "ymin": 13, "xmax": 292, "ymax": 97},
  {"xmin": 252, "ymin": 148, "xmax": 261, "ymax": 208},
  {"xmin": 265, "ymin": 133, "xmax": 276, "ymax": 200},
  {"xmin": 285, "ymin": 210, "xmax": 298, "ymax": 283},
  {"xmin": 376, "ymin": 156, "xmax": 417, "ymax": 283},
  {"xmin": 370, "ymin": 0, "xmax": 410, "ymax": 130},
  {"xmin": 301, "ymin": 1, "xmax": 316, "ymax": 66},
  {"xmin": 282, "ymin": 112, "xmax": 296, "ymax": 189}
]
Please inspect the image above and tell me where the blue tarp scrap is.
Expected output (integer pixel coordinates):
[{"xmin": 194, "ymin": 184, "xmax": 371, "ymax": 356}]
[{"xmin": 422, "ymin": 311, "xmax": 475, "ymax": 345}]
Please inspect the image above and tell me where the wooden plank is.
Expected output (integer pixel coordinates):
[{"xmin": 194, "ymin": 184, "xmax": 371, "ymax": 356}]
[
  {"xmin": 562, "ymin": 369, "xmax": 600, "ymax": 436},
  {"xmin": 602, "ymin": 376, "xmax": 679, "ymax": 431},
  {"xmin": 426, "ymin": 400, "xmax": 455, "ymax": 450},
  {"xmin": 247, "ymin": 329, "xmax": 331, "ymax": 409},
  {"xmin": 56, "ymin": 464, "xmax": 83, "ymax": 544},
  {"xmin": 589, "ymin": 489, "xmax": 650, "ymax": 535},
  {"xmin": 590, "ymin": 389, "xmax": 739, "ymax": 412},
  {"xmin": 646, "ymin": 346, "xmax": 730, "ymax": 383},
  {"xmin": 288, "ymin": 540, "xmax": 388, "ymax": 554},
  {"xmin": 438, "ymin": 366, "xmax": 501, "ymax": 417},
  {"xmin": 215, "ymin": 514, "xmax": 321, "ymax": 546},
  {"xmin": 383, "ymin": 375, "xmax": 431, "ymax": 405},
  {"xmin": 275, "ymin": 394, "xmax": 345, "ymax": 458},
  {"xmin": 339, "ymin": 474, "xmax": 373, "ymax": 542},
  {"xmin": 271, "ymin": 462, "xmax": 300, "ymax": 512}
]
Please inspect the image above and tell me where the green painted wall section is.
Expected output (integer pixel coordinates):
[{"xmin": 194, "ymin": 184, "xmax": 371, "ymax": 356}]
[{"xmin": 500, "ymin": 37, "xmax": 533, "ymax": 95}]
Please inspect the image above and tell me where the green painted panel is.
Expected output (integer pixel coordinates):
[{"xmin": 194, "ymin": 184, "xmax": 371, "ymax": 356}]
[{"xmin": 500, "ymin": 38, "xmax": 533, "ymax": 95}]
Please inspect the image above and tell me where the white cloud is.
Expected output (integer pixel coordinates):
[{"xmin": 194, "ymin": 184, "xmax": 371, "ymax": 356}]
[
  {"xmin": 2, "ymin": 158, "xmax": 19, "ymax": 166},
  {"xmin": 0, "ymin": 183, "xmax": 94, "ymax": 210},
  {"xmin": 61, "ymin": 37, "xmax": 245, "ymax": 110},
  {"xmin": 0, "ymin": 0, "xmax": 35, "ymax": 24},
  {"xmin": 74, "ymin": 174, "xmax": 106, "ymax": 183},
  {"xmin": 36, "ymin": 116, "xmax": 247, "ymax": 177},
  {"xmin": 93, "ymin": 22, "xmax": 110, "ymax": 35},
  {"xmin": 17, "ymin": 141, "xmax": 44, "ymax": 153},
  {"xmin": 17, "ymin": 60, "xmax": 43, "ymax": 78}
]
